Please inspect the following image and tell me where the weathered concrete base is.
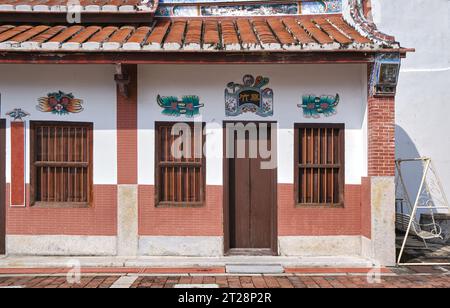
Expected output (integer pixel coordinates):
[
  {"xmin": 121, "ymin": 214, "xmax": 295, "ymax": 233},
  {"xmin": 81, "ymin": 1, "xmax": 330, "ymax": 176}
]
[
  {"xmin": 117, "ymin": 185, "xmax": 138, "ymax": 257},
  {"xmin": 278, "ymin": 236, "xmax": 363, "ymax": 257},
  {"xmin": 370, "ymin": 176, "xmax": 396, "ymax": 266},
  {"xmin": 139, "ymin": 236, "xmax": 224, "ymax": 257},
  {"xmin": 0, "ymin": 255, "xmax": 374, "ymax": 268},
  {"xmin": 6, "ymin": 235, "xmax": 117, "ymax": 256},
  {"xmin": 361, "ymin": 236, "xmax": 373, "ymax": 260},
  {"xmin": 226, "ymin": 264, "xmax": 284, "ymax": 274}
]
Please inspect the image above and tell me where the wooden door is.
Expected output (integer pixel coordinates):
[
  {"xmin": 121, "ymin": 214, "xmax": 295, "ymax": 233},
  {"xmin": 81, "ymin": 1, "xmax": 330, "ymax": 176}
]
[
  {"xmin": 0, "ymin": 119, "xmax": 5, "ymax": 255},
  {"xmin": 224, "ymin": 122, "xmax": 277, "ymax": 255}
]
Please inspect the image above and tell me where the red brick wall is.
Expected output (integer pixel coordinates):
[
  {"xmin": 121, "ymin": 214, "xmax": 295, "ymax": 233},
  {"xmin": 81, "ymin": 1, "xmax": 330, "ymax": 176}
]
[
  {"xmin": 368, "ymin": 97, "xmax": 395, "ymax": 176},
  {"xmin": 117, "ymin": 64, "xmax": 138, "ymax": 184},
  {"xmin": 6, "ymin": 184, "xmax": 117, "ymax": 236},
  {"xmin": 278, "ymin": 184, "xmax": 363, "ymax": 236},
  {"xmin": 138, "ymin": 185, "xmax": 223, "ymax": 236},
  {"xmin": 10, "ymin": 122, "xmax": 25, "ymax": 207}
]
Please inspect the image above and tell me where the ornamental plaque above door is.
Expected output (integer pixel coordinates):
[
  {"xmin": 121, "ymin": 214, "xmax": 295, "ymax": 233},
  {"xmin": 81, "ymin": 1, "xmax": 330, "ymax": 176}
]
[{"xmin": 225, "ymin": 75, "xmax": 273, "ymax": 117}]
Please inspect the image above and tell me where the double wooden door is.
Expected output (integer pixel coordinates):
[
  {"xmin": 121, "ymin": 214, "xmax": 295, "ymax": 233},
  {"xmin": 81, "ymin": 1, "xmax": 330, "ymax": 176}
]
[{"xmin": 224, "ymin": 122, "xmax": 277, "ymax": 255}]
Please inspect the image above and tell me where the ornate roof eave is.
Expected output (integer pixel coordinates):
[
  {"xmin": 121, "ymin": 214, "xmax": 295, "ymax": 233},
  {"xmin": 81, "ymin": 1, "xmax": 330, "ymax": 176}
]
[{"xmin": 344, "ymin": 0, "xmax": 400, "ymax": 49}]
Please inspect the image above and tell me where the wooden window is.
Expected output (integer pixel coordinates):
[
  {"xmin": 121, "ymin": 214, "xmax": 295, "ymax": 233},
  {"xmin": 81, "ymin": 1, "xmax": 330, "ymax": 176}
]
[
  {"xmin": 155, "ymin": 122, "xmax": 205, "ymax": 207},
  {"xmin": 30, "ymin": 121, "xmax": 93, "ymax": 207},
  {"xmin": 294, "ymin": 124, "xmax": 345, "ymax": 207}
]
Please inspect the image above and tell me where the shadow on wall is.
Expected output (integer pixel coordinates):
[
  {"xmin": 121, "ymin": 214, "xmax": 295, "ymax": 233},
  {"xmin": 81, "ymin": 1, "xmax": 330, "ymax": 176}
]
[{"xmin": 395, "ymin": 125, "xmax": 426, "ymax": 217}]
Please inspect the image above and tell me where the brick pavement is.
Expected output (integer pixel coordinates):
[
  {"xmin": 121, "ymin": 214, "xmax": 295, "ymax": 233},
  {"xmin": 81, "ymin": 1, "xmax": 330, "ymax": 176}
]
[{"xmin": 0, "ymin": 266, "xmax": 448, "ymax": 288}]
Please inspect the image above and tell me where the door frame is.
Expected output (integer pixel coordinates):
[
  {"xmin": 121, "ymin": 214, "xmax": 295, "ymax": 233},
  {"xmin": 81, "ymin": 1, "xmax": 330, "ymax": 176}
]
[
  {"xmin": 223, "ymin": 121, "xmax": 278, "ymax": 255},
  {"xmin": 0, "ymin": 119, "xmax": 6, "ymax": 255}
]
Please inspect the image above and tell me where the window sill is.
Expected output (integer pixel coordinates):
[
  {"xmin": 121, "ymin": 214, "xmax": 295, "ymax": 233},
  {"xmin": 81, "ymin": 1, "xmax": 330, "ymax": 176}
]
[
  {"xmin": 295, "ymin": 202, "xmax": 344, "ymax": 209},
  {"xmin": 156, "ymin": 201, "xmax": 204, "ymax": 208},
  {"xmin": 31, "ymin": 202, "xmax": 91, "ymax": 209}
]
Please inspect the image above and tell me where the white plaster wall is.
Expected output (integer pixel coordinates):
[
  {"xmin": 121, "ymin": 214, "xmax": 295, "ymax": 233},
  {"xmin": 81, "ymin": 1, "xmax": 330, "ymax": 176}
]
[
  {"xmin": 0, "ymin": 65, "xmax": 117, "ymax": 185},
  {"xmin": 138, "ymin": 64, "xmax": 368, "ymax": 186},
  {"xmin": 371, "ymin": 0, "xmax": 450, "ymax": 206}
]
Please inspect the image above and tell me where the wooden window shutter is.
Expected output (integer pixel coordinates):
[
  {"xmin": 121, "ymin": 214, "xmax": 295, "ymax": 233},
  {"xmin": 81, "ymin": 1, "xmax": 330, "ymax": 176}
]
[
  {"xmin": 30, "ymin": 121, "xmax": 93, "ymax": 207},
  {"xmin": 155, "ymin": 122, "xmax": 206, "ymax": 207},
  {"xmin": 294, "ymin": 124, "xmax": 345, "ymax": 207}
]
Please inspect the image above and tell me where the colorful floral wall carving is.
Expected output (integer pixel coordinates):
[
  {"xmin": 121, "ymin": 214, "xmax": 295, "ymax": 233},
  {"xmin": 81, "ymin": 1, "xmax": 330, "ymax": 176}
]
[
  {"xmin": 157, "ymin": 95, "xmax": 204, "ymax": 117},
  {"xmin": 37, "ymin": 91, "xmax": 84, "ymax": 115},
  {"xmin": 225, "ymin": 75, "xmax": 273, "ymax": 117},
  {"xmin": 299, "ymin": 94, "xmax": 340, "ymax": 118}
]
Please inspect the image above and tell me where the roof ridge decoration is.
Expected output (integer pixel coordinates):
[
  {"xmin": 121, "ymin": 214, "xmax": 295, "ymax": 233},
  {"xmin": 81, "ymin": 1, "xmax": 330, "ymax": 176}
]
[
  {"xmin": 0, "ymin": 0, "xmax": 159, "ymax": 13},
  {"xmin": 156, "ymin": 0, "xmax": 342, "ymax": 17},
  {"xmin": 345, "ymin": 0, "xmax": 399, "ymax": 48}
]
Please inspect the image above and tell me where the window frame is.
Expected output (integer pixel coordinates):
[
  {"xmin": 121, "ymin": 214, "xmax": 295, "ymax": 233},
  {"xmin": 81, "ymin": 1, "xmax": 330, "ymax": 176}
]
[
  {"xmin": 154, "ymin": 121, "xmax": 206, "ymax": 208},
  {"xmin": 294, "ymin": 123, "xmax": 345, "ymax": 208},
  {"xmin": 29, "ymin": 121, "xmax": 94, "ymax": 208}
]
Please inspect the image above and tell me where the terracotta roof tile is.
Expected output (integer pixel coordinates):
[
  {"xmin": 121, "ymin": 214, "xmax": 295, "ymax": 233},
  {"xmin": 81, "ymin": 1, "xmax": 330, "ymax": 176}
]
[
  {"xmin": 236, "ymin": 19, "xmax": 259, "ymax": 50},
  {"xmin": 103, "ymin": 26, "xmax": 133, "ymax": 49},
  {"xmin": 298, "ymin": 18, "xmax": 334, "ymax": 45},
  {"xmin": 7, "ymin": 25, "xmax": 49, "ymax": 43},
  {"xmin": 252, "ymin": 19, "xmax": 280, "ymax": 49},
  {"xmin": 22, "ymin": 25, "xmax": 65, "ymax": 48},
  {"xmin": 0, "ymin": 15, "xmax": 393, "ymax": 52},
  {"xmin": 67, "ymin": 26, "xmax": 101, "ymax": 43},
  {"xmin": 313, "ymin": 17, "xmax": 352, "ymax": 45},
  {"xmin": 0, "ymin": 25, "xmax": 32, "ymax": 42},
  {"xmin": 184, "ymin": 20, "xmax": 202, "ymax": 49},
  {"xmin": 282, "ymin": 18, "xmax": 316, "ymax": 45},
  {"xmin": 123, "ymin": 26, "xmax": 151, "ymax": 49},
  {"xmin": 86, "ymin": 26, "xmax": 117, "ymax": 44},
  {"xmin": 203, "ymin": 20, "xmax": 220, "ymax": 50},
  {"xmin": 221, "ymin": 20, "xmax": 240, "ymax": 50},
  {"xmin": 164, "ymin": 20, "xmax": 186, "ymax": 50},
  {"xmin": 0, "ymin": 25, "xmax": 15, "ymax": 35},
  {"xmin": 327, "ymin": 16, "xmax": 371, "ymax": 45},
  {"xmin": 267, "ymin": 18, "xmax": 296, "ymax": 48},
  {"xmin": 144, "ymin": 19, "xmax": 170, "ymax": 50}
]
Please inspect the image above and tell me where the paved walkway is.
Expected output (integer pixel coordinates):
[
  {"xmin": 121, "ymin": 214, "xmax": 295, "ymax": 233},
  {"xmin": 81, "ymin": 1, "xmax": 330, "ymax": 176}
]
[{"xmin": 0, "ymin": 266, "xmax": 448, "ymax": 288}]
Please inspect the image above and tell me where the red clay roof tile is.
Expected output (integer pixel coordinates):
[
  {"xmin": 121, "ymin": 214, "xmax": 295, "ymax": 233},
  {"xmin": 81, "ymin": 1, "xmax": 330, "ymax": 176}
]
[{"xmin": 0, "ymin": 16, "xmax": 393, "ymax": 52}]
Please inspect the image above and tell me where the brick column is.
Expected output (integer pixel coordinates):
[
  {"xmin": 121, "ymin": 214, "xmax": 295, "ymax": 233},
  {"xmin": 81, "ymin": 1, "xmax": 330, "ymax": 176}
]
[
  {"xmin": 116, "ymin": 64, "xmax": 138, "ymax": 256},
  {"xmin": 368, "ymin": 96, "xmax": 395, "ymax": 177},
  {"xmin": 117, "ymin": 64, "xmax": 138, "ymax": 185},
  {"xmin": 10, "ymin": 121, "xmax": 25, "ymax": 207},
  {"xmin": 366, "ymin": 96, "xmax": 396, "ymax": 266}
]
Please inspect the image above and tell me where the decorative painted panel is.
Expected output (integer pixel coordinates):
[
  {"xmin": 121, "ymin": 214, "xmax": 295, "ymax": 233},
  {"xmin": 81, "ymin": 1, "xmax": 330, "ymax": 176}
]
[
  {"xmin": 156, "ymin": 0, "xmax": 342, "ymax": 17},
  {"xmin": 6, "ymin": 108, "xmax": 29, "ymax": 121},
  {"xmin": 157, "ymin": 95, "xmax": 204, "ymax": 117},
  {"xmin": 301, "ymin": 0, "xmax": 342, "ymax": 14},
  {"xmin": 37, "ymin": 91, "xmax": 84, "ymax": 115},
  {"xmin": 369, "ymin": 53, "xmax": 401, "ymax": 97},
  {"xmin": 225, "ymin": 75, "xmax": 273, "ymax": 117},
  {"xmin": 299, "ymin": 94, "xmax": 340, "ymax": 118}
]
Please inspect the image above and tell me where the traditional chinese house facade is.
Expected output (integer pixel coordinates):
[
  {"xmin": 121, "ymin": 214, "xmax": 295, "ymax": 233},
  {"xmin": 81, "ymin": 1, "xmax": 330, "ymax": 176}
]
[{"xmin": 0, "ymin": 0, "xmax": 411, "ymax": 265}]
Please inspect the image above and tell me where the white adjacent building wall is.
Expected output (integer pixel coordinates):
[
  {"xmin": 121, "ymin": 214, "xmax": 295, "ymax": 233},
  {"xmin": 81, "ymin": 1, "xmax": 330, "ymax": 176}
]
[{"xmin": 373, "ymin": 0, "xmax": 450, "ymax": 202}]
